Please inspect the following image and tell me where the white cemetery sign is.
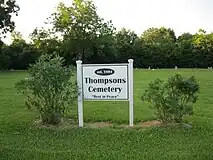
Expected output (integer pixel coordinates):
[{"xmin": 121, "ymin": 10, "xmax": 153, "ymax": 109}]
[{"xmin": 76, "ymin": 59, "xmax": 134, "ymax": 127}]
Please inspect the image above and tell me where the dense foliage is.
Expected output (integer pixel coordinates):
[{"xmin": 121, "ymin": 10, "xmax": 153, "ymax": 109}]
[
  {"xmin": 15, "ymin": 54, "xmax": 77, "ymax": 124},
  {"xmin": 1, "ymin": 0, "xmax": 213, "ymax": 69},
  {"xmin": 0, "ymin": 0, "xmax": 19, "ymax": 35},
  {"xmin": 142, "ymin": 74, "xmax": 199, "ymax": 123}
]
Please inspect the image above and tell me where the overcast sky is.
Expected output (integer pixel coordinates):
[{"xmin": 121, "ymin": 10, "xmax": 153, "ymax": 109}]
[{"xmin": 3, "ymin": 0, "xmax": 213, "ymax": 44}]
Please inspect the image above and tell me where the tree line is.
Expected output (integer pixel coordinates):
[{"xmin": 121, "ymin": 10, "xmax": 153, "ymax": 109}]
[{"xmin": 1, "ymin": 0, "xmax": 213, "ymax": 70}]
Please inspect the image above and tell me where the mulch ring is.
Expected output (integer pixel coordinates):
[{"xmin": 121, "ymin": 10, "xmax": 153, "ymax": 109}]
[{"xmin": 34, "ymin": 119, "xmax": 191, "ymax": 130}]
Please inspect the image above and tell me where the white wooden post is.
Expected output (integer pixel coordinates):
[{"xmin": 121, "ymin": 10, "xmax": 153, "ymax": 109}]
[
  {"xmin": 128, "ymin": 59, "xmax": 134, "ymax": 126},
  {"xmin": 76, "ymin": 60, "xmax": 83, "ymax": 127}
]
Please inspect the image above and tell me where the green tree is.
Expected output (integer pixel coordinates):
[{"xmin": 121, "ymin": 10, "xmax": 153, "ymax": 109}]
[
  {"xmin": 115, "ymin": 28, "xmax": 138, "ymax": 63},
  {"xmin": 141, "ymin": 27, "xmax": 176, "ymax": 68},
  {"xmin": 191, "ymin": 30, "xmax": 213, "ymax": 68},
  {"xmin": 175, "ymin": 33, "xmax": 194, "ymax": 67},
  {"xmin": 48, "ymin": 0, "xmax": 115, "ymax": 63},
  {"xmin": 1, "ymin": 31, "xmax": 39, "ymax": 69},
  {"xmin": 141, "ymin": 27, "xmax": 176, "ymax": 44},
  {"xmin": 30, "ymin": 27, "xmax": 61, "ymax": 55},
  {"xmin": 91, "ymin": 34, "xmax": 117, "ymax": 63},
  {"xmin": 0, "ymin": 41, "xmax": 11, "ymax": 70},
  {"xmin": 0, "ymin": 0, "xmax": 20, "ymax": 70},
  {"xmin": 0, "ymin": 0, "xmax": 20, "ymax": 36}
]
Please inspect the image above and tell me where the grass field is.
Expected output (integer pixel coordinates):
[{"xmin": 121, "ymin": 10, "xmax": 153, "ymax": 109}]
[{"xmin": 1, "ymin": 69, "xmax": 213, "ymax": 160}]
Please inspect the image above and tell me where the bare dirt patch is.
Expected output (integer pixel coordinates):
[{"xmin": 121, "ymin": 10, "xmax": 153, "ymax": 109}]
[
  {"xmin": 33, "ymin": 118, "xmax": 78, "ymax": 129},
  {"xmin": 34, "ymin": 119, "xmax": 114, "ymax": 129},
  {"xmin": 139, "ymin": 120, "xmax": 163, "ymax": 127},
  {"xmin": 85, "ymin": 122, "xmax": 113, "ymax": 128},
  {"xmin": 119, "ymin": 120, "xmax": 164, "ymax": 129},
  {"xmin": 34, "ymin": 119, "xmax": 189, "ymax": 130}
]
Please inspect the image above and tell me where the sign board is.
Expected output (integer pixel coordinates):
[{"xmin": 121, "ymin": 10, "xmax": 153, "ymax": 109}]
[
  {"xmin": 82, "ymin": 65, "xmax": 129, "ymax": 100},
  {"xmin": 76, "ymin": 59, "xmax": 134, "ymax": 127}
]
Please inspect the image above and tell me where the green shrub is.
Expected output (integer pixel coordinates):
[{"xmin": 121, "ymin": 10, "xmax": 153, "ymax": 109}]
[
  {"xmin": 141, "ymin": 73, "xmax": 199, "ymax": 123},
  {"xmin": 15, "ymin": 54, "xmax": 77, "ymax": 125}
]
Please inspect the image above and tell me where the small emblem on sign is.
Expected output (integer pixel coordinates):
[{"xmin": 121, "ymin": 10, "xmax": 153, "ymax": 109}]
[{"xmin": 95, "ymin": 68, "xmax": 115, "ymax": 76}]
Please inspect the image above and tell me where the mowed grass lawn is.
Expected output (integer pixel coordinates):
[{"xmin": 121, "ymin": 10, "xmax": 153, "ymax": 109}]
[{"xmin": 1, "ymin": 69, "xmax": 213, "ymax": 160}]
